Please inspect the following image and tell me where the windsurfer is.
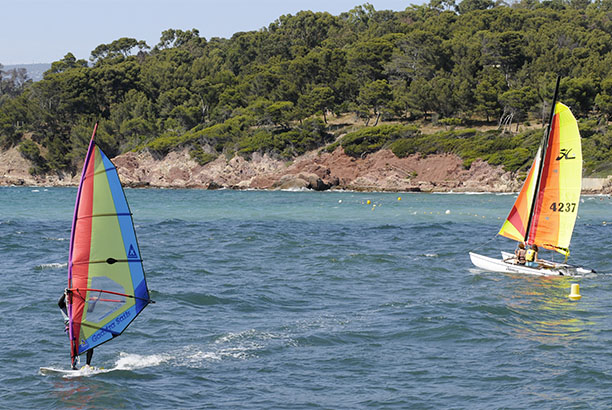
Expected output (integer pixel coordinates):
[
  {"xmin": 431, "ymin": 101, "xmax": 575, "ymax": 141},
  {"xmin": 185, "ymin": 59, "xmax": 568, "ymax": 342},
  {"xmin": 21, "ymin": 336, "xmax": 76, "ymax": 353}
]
[
  {"xmin": 58, "ymin": 291, "xmax": 69, "ymax": 331},
  {"xmin": 58, "ymin": 290, "xmax": 94, "ymax": 369}
]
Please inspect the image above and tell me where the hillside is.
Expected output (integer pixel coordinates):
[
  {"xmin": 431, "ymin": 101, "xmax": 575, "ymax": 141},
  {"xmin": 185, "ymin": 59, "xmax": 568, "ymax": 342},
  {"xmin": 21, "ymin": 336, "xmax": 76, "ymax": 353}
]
[{"xmin": 2, "ymin": 1, "xmax": 612, "ymax": 183}]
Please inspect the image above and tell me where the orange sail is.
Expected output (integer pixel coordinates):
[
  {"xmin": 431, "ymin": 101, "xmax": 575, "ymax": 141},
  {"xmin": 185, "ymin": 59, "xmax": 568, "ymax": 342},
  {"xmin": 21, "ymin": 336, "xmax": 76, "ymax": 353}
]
[
  {"xmin": 498, "ymin": 102, "xmax": 582, "ymax": 256},
  {"xmin": 498, "ymin": 148, "xmax": 541, "ymax": 243}
]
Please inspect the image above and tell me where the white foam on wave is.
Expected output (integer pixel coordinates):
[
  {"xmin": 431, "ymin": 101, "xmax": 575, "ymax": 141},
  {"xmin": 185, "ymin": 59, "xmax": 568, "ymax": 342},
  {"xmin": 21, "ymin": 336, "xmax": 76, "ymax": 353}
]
[
  {"xmin": 280, "ymin": 187, "xmax": 311, "ymax": 192},
  {"xmin": 114, "ymin": 352, "xmax": 170, "ymax": 370},
  {"xmin": 35, "ymin": 262, "xmax": 67, "ymax": 270},
  {"xmin": 178, "ymin": 328, "xmax": 298, "ymax": 368},
  {"xmin": 179, "ymin": 342, "xmax": 259, "ymax": 367},
  {"xmin": 44, "ymin": 236, "xmax": 68, "ymax": 241},
  {"xmin": 86, "ymin": 329, "xmax": 298, "ymax": 371}
]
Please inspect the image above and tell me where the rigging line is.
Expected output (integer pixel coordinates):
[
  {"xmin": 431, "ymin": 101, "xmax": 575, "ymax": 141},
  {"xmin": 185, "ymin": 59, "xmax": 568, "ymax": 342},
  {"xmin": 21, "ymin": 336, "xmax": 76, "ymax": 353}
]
[
  {"xmin": 468, "ymin": 233, "xmax": 499, "ymax": 254},
  {"xmin": 69, "ymin": 287, "xmax": 154, "ymax": 303}
]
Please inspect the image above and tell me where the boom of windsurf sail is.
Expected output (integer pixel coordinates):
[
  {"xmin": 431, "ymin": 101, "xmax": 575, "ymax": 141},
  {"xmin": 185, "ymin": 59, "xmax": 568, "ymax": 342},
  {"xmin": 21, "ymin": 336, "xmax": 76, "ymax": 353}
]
[{"xmin": 67, "ymin": 123, "xmax": 152, "ymax": 367}]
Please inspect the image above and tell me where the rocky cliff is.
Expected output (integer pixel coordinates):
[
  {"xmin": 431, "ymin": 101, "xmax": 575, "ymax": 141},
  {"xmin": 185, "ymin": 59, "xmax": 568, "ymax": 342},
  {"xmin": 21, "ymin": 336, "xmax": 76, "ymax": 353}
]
[
  {"xmin": 2, "ymin": 145, "xmax": 608, "ymax": 193},
  {"xmin": 111, "ymin": 147, "xmax": 522, "ymax": 192}
]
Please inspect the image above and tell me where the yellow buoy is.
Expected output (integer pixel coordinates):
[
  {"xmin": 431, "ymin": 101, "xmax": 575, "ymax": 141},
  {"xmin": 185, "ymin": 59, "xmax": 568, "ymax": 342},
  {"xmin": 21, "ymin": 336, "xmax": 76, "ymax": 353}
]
[
  {"xmin": 397, "ymin": 197, "xmax": 402, "ymax": 201},
  {"xmin": 367, "ymin": 200, "xmax": 371, "ymax": 205},
  {"xmin": 568, "ymin": 283, "xmax": 581, "ymax": 300}
]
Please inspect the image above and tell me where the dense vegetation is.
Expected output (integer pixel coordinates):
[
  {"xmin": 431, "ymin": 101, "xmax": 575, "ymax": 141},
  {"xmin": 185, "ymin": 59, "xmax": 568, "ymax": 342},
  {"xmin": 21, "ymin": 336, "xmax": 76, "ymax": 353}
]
[{"xmin": 2, "ymin": 0, "xmax": 612, "ymax": 176}]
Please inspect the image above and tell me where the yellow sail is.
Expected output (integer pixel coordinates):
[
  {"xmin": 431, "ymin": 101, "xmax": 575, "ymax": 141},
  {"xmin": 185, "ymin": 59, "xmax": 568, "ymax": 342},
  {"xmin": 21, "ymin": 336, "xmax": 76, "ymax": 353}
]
[
  {"xmin": 528, "ymin": 102, "xmax": 582, "ymax": 254},
  {"xmin": 498, "ymin": 102, "xmax": 582, "ymax": 256}
]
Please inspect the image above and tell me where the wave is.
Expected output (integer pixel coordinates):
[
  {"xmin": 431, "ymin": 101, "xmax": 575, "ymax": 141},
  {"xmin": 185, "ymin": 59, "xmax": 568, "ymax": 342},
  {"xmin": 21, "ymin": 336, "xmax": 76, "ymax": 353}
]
[
  {"xmin": 159, "ymin": 329, "xmax": 299, "ymax": 367},
  {"xmin": 280, "ymin": 187, "xmax": 311, "ymax": 192},
  {"xmin": 114, "ymin": 352, "xmax": 170, "ymax": 370},
  {"xmin": 175, "ymin": 292, "xmax": 234, "ymax": 306},
  {"xmin": 34, "ymin": 262, "xmax": 66, "ymax": 270}
]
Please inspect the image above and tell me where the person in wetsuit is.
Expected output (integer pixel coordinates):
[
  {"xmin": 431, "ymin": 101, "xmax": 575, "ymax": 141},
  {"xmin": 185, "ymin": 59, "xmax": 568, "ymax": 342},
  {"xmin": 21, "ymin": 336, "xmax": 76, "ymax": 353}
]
[{"xmin": 59, "ymin": 291, "xmax": 93, "ymax": 369}]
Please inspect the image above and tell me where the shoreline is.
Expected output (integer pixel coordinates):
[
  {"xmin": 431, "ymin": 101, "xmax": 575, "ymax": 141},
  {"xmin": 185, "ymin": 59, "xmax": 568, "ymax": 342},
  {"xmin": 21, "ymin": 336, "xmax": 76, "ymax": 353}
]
[{"xmin": 2, "ymin": 183, "xmax": 610, "ymax": 197}]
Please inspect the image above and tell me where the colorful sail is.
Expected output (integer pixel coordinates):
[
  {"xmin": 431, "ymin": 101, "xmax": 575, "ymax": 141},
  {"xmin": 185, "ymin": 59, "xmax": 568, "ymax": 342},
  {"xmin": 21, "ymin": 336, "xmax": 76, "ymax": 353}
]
[
  {"xmin": 498, "ymin": 102, "xmax": 582, "ymax": 256},
  {"xmin": 67, "ymin": 124, "xmax": 151, "ymax": 367},
  {"xmin": 498, "ymin": 147, "xmax": 541, "ymax": 243},
  {"xmin": 527, "ymin": 102, "xmax": 582, "ymax": 253}
]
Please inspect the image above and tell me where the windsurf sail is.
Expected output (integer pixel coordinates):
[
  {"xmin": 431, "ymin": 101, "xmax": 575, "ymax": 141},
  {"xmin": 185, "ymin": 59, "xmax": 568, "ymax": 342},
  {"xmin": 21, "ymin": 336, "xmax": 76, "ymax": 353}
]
[
  {"xmin": 498, "ymin": 79, "xmax": 582, "ymax": 256},
  {"xmin": 67, "ymin": 123, "xmax": 152, "ymax": 368}
]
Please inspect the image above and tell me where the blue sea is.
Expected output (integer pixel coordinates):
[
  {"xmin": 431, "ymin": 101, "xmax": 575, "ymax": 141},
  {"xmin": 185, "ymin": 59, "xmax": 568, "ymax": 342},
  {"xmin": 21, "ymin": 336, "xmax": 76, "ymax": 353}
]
[{"xmin": 2, "ymin": 187, "xmax": 612, "ymax": 409}]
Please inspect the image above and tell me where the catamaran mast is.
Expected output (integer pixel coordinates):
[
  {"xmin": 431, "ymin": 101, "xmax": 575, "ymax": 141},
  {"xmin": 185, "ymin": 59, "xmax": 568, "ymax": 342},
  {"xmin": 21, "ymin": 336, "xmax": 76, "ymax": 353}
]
[{"xmin": 524, "ymin": 76, "xmax": 561, "ymax": 245}]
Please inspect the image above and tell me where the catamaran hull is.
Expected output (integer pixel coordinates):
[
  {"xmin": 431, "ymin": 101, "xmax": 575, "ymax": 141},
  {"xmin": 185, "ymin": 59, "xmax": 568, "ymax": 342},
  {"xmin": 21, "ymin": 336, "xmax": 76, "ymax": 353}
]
[
  {"xmin": 469, "ymin": 252, "xmax": 585, "ymax": 276},
  {"xmin": 499, "ymin": 251, "xmax": 595, "ymax": 276}
]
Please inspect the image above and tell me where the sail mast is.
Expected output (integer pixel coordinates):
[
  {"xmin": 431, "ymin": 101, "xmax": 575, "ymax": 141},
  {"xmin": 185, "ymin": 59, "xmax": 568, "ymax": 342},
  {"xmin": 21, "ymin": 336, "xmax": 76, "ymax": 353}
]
[{"xmin": 524, "ymin": 76, "xmax": 560, "ymax": 244}]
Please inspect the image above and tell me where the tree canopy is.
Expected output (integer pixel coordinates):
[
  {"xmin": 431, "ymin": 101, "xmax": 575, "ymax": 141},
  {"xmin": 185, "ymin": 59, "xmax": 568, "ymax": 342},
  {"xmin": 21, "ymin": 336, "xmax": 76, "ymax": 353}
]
[{"xmin": 2, "ymin": 1, "xmax": 612, "ymax": 176}]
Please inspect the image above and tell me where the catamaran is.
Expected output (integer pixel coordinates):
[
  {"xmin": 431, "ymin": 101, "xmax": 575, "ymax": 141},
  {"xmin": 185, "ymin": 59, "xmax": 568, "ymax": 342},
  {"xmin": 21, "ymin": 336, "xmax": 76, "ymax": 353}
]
[
  {"xmin": 470, "ymin": 78, "xmax": 594, "ymax": 277},
  {"xmin": 60, "ymin": 124, "xmax": 153, "ymax": 370}
]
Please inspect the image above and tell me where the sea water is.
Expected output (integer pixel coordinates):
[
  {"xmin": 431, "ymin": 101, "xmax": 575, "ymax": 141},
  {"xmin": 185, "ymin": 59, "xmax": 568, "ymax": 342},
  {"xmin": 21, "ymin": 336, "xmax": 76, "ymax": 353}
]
[{"xmin": 2, "ymin": 187, "xmax": 612, "ymax": 409}]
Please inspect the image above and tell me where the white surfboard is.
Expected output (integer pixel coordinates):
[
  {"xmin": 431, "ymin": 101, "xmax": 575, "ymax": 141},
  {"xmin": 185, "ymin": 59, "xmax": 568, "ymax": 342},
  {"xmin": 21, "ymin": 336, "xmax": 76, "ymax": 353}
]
[{"xmin": 39, "ymin": 365, "xmax": 106, "ymax": 377}]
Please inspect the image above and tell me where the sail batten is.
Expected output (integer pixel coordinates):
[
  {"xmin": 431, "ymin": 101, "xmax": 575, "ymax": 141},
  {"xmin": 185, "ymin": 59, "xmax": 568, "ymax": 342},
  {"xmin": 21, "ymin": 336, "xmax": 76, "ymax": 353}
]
[
  {"xmin": 66, "ymin": 125, "xmax": 151, "ymax": 367},
  {"xmin": 82, "ymin": 166, "xmax": 118, "ymax": 180},
  {"xmin": 77, "ymin": 212, "xmax": 133, "ymax": 220}
]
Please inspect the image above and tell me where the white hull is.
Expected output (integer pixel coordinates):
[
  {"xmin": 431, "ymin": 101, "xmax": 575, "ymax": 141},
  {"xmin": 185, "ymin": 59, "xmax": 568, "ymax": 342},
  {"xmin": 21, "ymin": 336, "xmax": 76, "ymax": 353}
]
[{"xmin": 469, "ymin": 252, "xmax": 591, "ymax": 277}]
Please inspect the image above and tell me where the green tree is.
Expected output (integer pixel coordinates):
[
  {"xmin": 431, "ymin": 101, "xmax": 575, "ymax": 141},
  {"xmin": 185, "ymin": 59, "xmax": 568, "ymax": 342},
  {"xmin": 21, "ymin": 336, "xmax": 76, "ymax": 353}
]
[
  {"xmin": 91, "ymin": 37, "xmax": 150, "ymax": 64},
  {"xmin": 561, "ymin": 77, "xmax": 598, "ymax": 116},
  {"xmin": 474, "ymin": 67, "xmax": 506, "ymax": 121},
  {"xmin": 499, "ymin": 86, "xmax": 539, "ymax": 130},
  {"xmin": 347, "ymin": 36, "xmax": 396, "ymax": 83},
  {"xmin": 47, "ymin": 53, "xmax": 88, "ymax": 75},
  {"xmin": 481, "ymin": 31, "xmax": 527, "ymax": 84},
  {"xmin": 595, "ymin": 77, "xmax": 612, "ymax": 119},
  {"xmin": 358, "ymin": 79, "xmax": 392, "ymax": 126},
  {"xmin": 456, "ymin": 0, "xmax": 494, "ymax": 13},
  {"xmin": 298, "ymin": 86, "xmax": 335, "ymax": 123},
  {"xmin": 266, "ymin": 101, "xmax": 294, "ymax": 128}
]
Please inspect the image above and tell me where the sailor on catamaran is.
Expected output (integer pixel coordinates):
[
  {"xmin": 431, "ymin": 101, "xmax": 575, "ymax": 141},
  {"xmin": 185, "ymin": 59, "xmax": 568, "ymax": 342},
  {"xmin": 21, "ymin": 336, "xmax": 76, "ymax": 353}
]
[
  {"xmin": 58, "ymin": 290, "xmax": 93, "ymax": 369},
  {"xmin": 514, "ymin": 243, "xmax": 527, "ymax": 265}
]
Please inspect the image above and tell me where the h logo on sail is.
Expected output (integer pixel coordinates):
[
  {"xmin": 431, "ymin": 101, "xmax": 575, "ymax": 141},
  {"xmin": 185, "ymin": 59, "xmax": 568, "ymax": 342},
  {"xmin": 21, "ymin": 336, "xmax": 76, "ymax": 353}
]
[{"xmin": 556, "ymin": 148, "xmax": 576, "ymax": 160}]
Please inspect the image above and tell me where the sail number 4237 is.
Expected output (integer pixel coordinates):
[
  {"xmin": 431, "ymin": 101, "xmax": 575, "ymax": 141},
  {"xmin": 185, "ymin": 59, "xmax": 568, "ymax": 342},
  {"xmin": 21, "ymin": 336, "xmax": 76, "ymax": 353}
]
[{"xmin": 549, "ymin": 202, "xmax": 577, "ymax": 212}]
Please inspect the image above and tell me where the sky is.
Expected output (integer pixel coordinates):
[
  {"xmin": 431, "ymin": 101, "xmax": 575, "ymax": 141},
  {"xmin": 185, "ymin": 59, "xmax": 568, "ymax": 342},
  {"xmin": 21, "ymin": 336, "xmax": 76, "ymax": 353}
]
[{"xmin": 1, "ymin": 0, "xmax": 422, "ymax": 65}]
